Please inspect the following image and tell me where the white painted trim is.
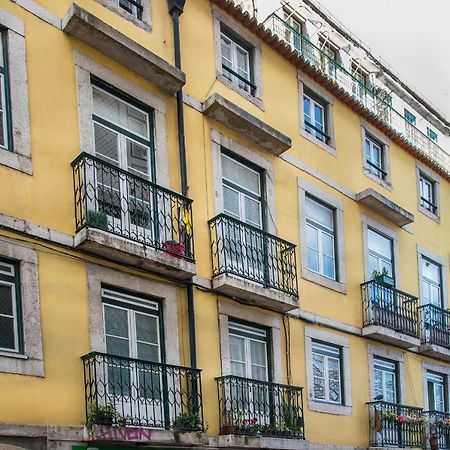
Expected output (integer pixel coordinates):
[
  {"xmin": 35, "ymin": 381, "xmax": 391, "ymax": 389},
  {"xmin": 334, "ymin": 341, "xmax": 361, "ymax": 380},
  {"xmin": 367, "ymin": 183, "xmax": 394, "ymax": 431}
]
[
  {"xmin": 212, "ymin": 7, "xmax": 264, "ymax": 109},
  {"xmin": 367, "ymin": 344, "xmax": 405, "ymax": 403},
  {"xmin": 0, "ymin": 239, "xmax": 43, "ymax": 377},
  {"xmin": 304, "ymin": 326, "xmax": 352, "ymax": 415},
  {"xmin": 361, "ymin": 214, "xmax": 400, "ymax": 286},
  {"xmin": 0, "ymin": 9, "xmax": 32, "ymax": 174},
  {"xmin": 298, "ymin": 177, "xmax": 347, "ymax": 293},
  {"xmin": 211, "ymin": 129, "xmax": 276, "ymax": 234},
  {"xmin": 95, "ymin": 0, "xmax": 152, "ymax": 31},
  {"xmin": 417, "ymin": 245, "xmax": 448, "ymax": 308},
  {"xmin": 218, "ymin": 300, "xmax": 282, "ymax": 384},
  {"xmin": 73, "ymin": 50, "xmax": 169, "ymax": 188},
  {"xmin": 86, "ymin": 263, "xmax": 180, "ymax": 366}
]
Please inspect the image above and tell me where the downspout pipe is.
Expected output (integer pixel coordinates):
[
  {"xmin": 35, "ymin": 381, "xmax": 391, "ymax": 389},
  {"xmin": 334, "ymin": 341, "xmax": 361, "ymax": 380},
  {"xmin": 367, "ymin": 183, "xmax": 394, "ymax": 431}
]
[{"xmin": 167, "ymin": 0, "xmax": 197, "ymax": 372}]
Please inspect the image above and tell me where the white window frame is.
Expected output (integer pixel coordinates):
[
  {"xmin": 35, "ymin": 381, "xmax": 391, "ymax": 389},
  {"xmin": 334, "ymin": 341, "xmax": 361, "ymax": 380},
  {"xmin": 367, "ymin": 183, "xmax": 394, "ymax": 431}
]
[
  {"xmin": 423, "ymin": 361, "xmax": 450, "ymax": 414},
  {"xmin": 305, "ymin": 196, "xmax": 336, "ymax": 281},
  {"xmin": 299, "ymin": 75, "xmax": 336, "ymax": 155},
  {"xmin": 367, "ymin": 227, "xmax": 395, "ymax": 281},
  {"xmin": 416, "ymin": 162, "xmax": 440, "ymax": 222},
  {"xmin": 229, "ymin": 320, "xmax": 268, "ymax": 381},
  {"xmin": 213, "ymin": 7, "xmax": 263, "ymax": 108},
  {"xmin": 95, "ymin": 0, "xmax": 152, "ymax": 30},
  {"xmin": 305, "ymin": 326, "xmax": 351, "ymax": 415},
  {"xmin": 0, "ymin": 261, "xmax": 20, "ymax": 353},
  {"xmin": 311, "ymin": 341, "xmax": 342, "ymax": 404},
  {"xmin": 427, "ymin": 371, "xmax": 446, "ymax": 412},
  {"xmin": 373, "ymin": 357, "xmax": 398, "ymax": 403},
  {"xmin": 361, "ymin": 123, "xmax": 392, "ymax": 189},
  {"xmin": 303, "ymin": 93, "xmax": 327, "ymax": 143},
  {"xmin": 283, "ymin": 10, "xmax": 303, "ymax": 52},
  {"xmin": 298, "ymin": 177, "xmax": 346, "ymax": 294}
]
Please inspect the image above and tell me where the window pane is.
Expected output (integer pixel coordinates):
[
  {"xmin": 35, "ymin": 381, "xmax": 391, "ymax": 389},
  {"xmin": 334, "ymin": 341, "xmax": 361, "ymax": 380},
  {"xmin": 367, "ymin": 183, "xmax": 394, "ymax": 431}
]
[
  {"xmin": 422, "ymin": 259, "xmax": 440, "ymax": 283},
  {"xmin": 126, "ymin": 139, "xmax": 150, "ymax": 177},
  {"xmin": 0, "ymin": 284, "xmax": 13, "ymax": 316},
  {"xmin": 126, "ymin": 105, "xmax": 148, "ymax": 138},
  {"xmin": 135, "ymin": 313, "xmax": 158, "ymax": 345},
  {"xmin": 0, "ymin": 316, "xmax": 15, "ymax": 350},
  {"xmin": 250, "ymin": 340, "xmax": 267, "ymax": 367},
  {"xmin": 222, "ymin": 155, "xmax": 260, "ymax": 195},
  {"xmin": 314, "ymin": 103, "xmax": 324, "ymax": 130},
  {"xmin": 230, "ymin": 334, "xmax": 245, "ymax": 362},
  {"xmin": 251, "ymin": 364, "xmax": 267, "ymax": 381},
  {"xmin": 368, "ymin": 229, "xmax": 392, "ymax": 260},
  {"xmin": 244, "ymin": 196, "xmax": 261, "ymax": 227},
  {"xmin": 306, "ymin": 197, "xmax": 333, "ymax": 230},
  {"xmin": 329, "ymin": 379, "xmax": 341, "ymax": 403},
  {"xmin": 105, "ymin": 335, "xmax": 130, "ymax": 358},
  {"xmin": 223, "ymin": 185, "xmax": 240, "ymax": 219},
  {"xmin": 323, "ymin": 255, "xmax": 335, "ymax": 279},
  {"xmin": 137, "ymin": 342, "xmax": 160, "ymax": 362},
  {"xmin": 230, "ymin": 361, "xmax": 246, "ymax": 377},
  {"xmin": 221, "ymin": 35, "xmax": 233, "ymax": 66},
  {"xmin": 104, "ymin": 305, "xmax": 129, "ymax": 338},
  {"xmin": 94, "ymin": 123, "xmax": 119, "ymax": 164}
]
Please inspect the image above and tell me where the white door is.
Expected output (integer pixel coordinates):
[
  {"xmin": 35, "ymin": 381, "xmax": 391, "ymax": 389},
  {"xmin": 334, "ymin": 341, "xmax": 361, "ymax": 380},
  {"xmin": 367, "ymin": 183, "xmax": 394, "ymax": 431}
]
[
  {"xmin": 91, "ymin": 86, "xmax": 155, "ymax": 244},
  {"xmin": 229, "ymin": 321, "xmax": 269, "ymax": 427},
  {"xmin": 103, "ymin": 288, "xmax": 163, "ymax": 427},
  {"xmin": 221, "ymin": 153, "xmax": 264, "ymax": 281}
]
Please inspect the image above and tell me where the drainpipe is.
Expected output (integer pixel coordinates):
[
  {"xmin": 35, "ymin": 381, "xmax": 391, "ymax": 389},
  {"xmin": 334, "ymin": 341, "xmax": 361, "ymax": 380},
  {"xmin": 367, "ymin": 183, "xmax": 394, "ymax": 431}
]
[{"xmin": 167, "ymin": 0, "xmax": 197, "ymax": 372}]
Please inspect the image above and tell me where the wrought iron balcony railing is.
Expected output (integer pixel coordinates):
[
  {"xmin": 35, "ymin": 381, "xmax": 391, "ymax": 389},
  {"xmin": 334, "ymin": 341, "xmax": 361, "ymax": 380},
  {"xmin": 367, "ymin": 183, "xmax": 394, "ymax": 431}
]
[
  {"xmin": 216, "ymin": 375, "xmax": 305, "ymax": 439},
  {"xmin": 208, "ymin": 214, "xmax": 298, "ymax": 296},
  {"xmin": 265, "ymin": 13, "xmax": 450, "ymax": 177},
  {"xmin": 361, "ymin": 280, "xmax": 419, "ymax": 338},
  {"xmin": 72, "ymin": 153, "xmax": 194, "ymax": 261},
  {"xmin": 419, "ymin": 304, "xmax": 450, "ymax": 349},
  {"xmin": 425, "ymin": 411, "xmax": 450, "ymax": 449},
  {"xmin": 368, "ymin": 401, "xmax": 425, "ymax": 448},
  {"xmin": 82, "ymin": 352, "xmax": 204, "ymax": 431}
]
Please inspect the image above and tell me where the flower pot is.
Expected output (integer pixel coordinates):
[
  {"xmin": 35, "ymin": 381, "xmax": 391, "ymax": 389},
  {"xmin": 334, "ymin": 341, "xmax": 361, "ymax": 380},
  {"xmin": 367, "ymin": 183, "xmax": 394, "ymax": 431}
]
[
  {"xmin": 162, "ymin": 240, "xmax": 185, "ymax": 258},
  {"xmin": 374, "ymin": 274, "xmax": 395, "ymax": 287},
  {"xmin": 221, "ymin": 425, "xmax": 237, "ymax": 434}
]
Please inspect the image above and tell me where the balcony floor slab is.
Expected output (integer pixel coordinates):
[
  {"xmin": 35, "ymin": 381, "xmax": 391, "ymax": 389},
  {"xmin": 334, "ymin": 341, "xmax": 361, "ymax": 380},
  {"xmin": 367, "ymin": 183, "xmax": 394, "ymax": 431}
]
[
  {"xmin": 418, "ymin": 343, "xmax": 450, "ymax": 362},
  {"xmin": 212, "ymin": 273, "xmax": 298, "ymax": 312},
  {"xmin": 362, "ymin": 325, "xmax": 420, "ymax": 349},
  {"xmin": 217, "ymin": 434, "xmax": 308, "ymax": 450},
  {"xmin": 74, "ymin": 227, "xmax": 196, "ymax": 280}
]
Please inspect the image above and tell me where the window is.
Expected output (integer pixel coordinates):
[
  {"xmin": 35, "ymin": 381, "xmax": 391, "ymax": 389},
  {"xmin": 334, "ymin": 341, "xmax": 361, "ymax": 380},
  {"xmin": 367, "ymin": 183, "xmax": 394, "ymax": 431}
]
[
  {"xmin": 306, "ymin": 196, "xmax": 336, "ymax": 280},
  {"xmin": 373, "ymin": 357, "xmax": 398, "ymax": 403},
  {"xmin": 404, "ymin": 109, "xmax": 416, "ymax": 125},
  {"xmin": 421, "ymin": 257, "xmax": 443, "ymax": 307},
  {"xmin": 229, "ymin": 321, "xmax": 269, "ymax": 381},
  {"xmin": 220, "ymin": 28, "xmax": 254, "ymax": 95},
  {"xmin": 117, "ymin": 0, "xmax": 143, "ymax": 20},
  {"xmin": 367, "ymin": 228, "xmax": 394, "ymax": 282},
  {"xmin": 365, "ymin": 134, "xmax": 386, "ymax": 179},
  {"xmin": 91, "ymin": 81, "xmax": 155, "ymax": 234},
  {"xmin": 221, "ymin": 152, "xmax": 263, "ymax": 228},
  {"xmin": 0, "ymin": 31, "xmax": 11, "ymax": 151},
  {"xmin": 319, "ymin": 39, "xmax": 338, "ymax": 79},
  {"xmin": 352, "ymin": 65, "xmax": 368, "ymax": 101},
  {"xmin": 283, "ymin": 10, "xmax": 302, "ymax": 52},
  {"xmin": 428, "ymin": 372, "xmax": 446, "ymax": 412},
  {"xmin": 303, "ymin": 90, "xmax": 328, "ymax": 143},
  {"xmin": 419, "ymin": 173, "xmax": 437, "ymax": 214},
  {"xmin": 427, "ymin": 127, "xmax": 438, "ymax": 143},
  {"xmin": 0, "ymin": 257, "xmax": 22, "ymax": 353},
  {"xmin": 312, "ymin": 341, "xmax": 342, "ymax": 404}
]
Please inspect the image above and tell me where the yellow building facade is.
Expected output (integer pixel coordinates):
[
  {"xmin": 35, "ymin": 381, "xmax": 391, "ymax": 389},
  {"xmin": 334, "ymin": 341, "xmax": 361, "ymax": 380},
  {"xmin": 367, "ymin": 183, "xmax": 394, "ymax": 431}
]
[{"xmin": 0, "ymin": 1, "xmax": 449, "ymax": 450}]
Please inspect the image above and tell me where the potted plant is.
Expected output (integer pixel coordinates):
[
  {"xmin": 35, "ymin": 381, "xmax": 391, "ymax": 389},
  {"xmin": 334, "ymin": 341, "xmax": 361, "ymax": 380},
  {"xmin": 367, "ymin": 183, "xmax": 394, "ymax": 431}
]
[
  {"xmin": 373, "ymin": 267, "xmax": 394, "ymax": 287},
  {"xmin": 86, "ymin": 403, "xmax": 119, "ymax": 428},
  {"xmin": 86, "ymin": 209, "xmax": 108, "ymax": 230},
  {"xmin": 173, "ymin": 412, "xmax": 202, "ymax": 431}
]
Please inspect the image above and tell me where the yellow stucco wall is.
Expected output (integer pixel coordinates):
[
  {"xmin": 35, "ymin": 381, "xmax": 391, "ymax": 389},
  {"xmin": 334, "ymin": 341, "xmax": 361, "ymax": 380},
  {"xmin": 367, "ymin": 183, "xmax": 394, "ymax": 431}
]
[{"xmin": 0, "ymin": 0, "xmax": 448, "ymax": 448}]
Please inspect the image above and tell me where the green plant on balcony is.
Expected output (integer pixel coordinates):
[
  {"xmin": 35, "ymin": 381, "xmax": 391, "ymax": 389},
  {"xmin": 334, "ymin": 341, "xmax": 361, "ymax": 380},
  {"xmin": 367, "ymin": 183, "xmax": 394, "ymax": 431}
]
[
  {"xmin": 86, "ymin": 209, "xmax": 108, "ymax": 230},
  {"xmin": 372, "ymin": 267, "xmax": 394, "ymax": 287},
  {"xmin": 173, "ymin": 412, "xmax": 203, "ymax": 432},
  {"xmin": 280, "ymin": 401, "xmax": 304, "ymax": 434},
  {"xmin": 86, "ymin": 403, "xmax": 120, "ymax": 429}
]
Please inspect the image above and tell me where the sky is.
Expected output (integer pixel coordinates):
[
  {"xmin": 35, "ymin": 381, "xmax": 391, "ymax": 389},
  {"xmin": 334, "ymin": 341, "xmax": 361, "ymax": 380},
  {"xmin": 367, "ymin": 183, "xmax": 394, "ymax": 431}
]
[{"xmin": 267, "ymin": 0, "xmax": 450, "ymax": 120}]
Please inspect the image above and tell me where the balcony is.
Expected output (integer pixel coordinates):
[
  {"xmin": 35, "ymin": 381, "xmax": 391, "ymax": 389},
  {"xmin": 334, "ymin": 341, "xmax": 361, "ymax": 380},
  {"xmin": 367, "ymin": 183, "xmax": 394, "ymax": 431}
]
[
  {"xmin": 368, "ymin": 401, "xmax": 425, "ymax": 448},
  {"xmin": 418, "ymin": 304, "xmax": 450, "ymax": 362},
  {"xmin": 424, "ymin": 411, "xmax": 450, "ymax": 449},
  {"xmin": 216, "ymin": 375, "xmax": 305, "ymax": 440},
  {"xmin": 361, "ymin": 280, "xmax": 420, "ymax": 348},
  {"xmin": 72, "ymin": 153, "xmax": 195, "ymax": 279},
  {"xmin": 208, "ymin": 214, "xmax": 298, "ymax": 312},
  {"xmin": 82, "ymin": 352, "xmax": 204, "ymax": 433},
  {"xmin": 265, "ymin": 13, "xmax": 450, "ymax": 178}
]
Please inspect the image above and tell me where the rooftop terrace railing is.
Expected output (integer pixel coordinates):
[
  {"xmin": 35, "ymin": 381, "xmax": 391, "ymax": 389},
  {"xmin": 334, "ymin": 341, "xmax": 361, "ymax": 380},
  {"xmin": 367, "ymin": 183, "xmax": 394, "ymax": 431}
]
[{"xmin": 265, "ymin": 13, "xmax": 450, "ymax": 177}]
